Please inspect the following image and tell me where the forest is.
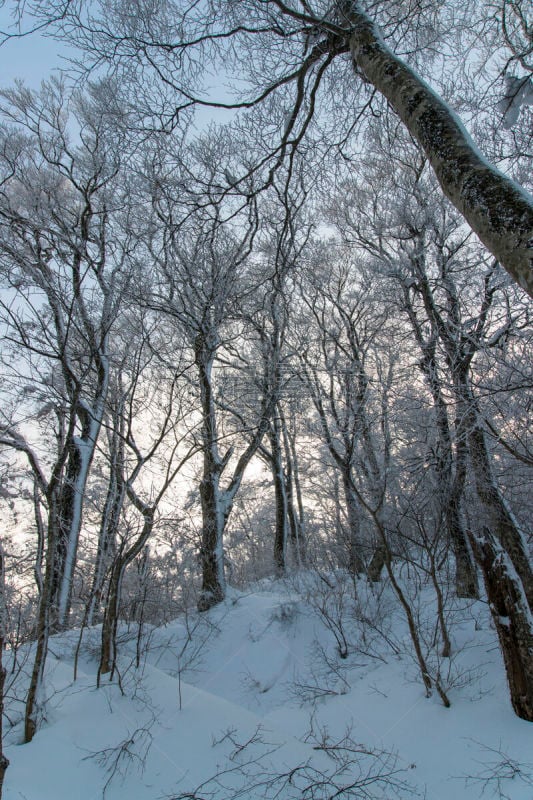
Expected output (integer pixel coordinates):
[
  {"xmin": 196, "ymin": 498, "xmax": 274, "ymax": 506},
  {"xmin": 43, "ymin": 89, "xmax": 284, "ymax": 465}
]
[{"xmin": 0, "ymin": 1, "xmax": 532, "ymax": 798}]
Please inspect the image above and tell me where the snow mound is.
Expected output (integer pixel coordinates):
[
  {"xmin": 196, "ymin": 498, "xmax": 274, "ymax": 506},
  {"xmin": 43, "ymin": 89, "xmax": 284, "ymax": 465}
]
[{"xmin": 4, "ymin": 577, "xmax": 533, "ymax": 799}]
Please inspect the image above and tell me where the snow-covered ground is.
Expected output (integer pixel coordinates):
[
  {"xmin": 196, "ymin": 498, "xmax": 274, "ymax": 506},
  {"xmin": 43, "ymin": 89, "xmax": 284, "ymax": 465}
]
[{"xmin": 4, "ymin": 574, "xmax": 533, "ymax": 799}]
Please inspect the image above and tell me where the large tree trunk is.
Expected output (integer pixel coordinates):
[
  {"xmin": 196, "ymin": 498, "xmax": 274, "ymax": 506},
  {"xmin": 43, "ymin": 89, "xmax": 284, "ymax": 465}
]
[
  {"xmin": 367, "ymin": 544, "xmax": 387, "ymax": 582},
  {"xmin": 468, "ymin": 422, "xmax": 533, "ymax": 611},
  {"xmin": 51, "ymin": 441, "xmax": 90, "ymax": 627},
  {"xmin": 446, "ymin": 497, "xmax": 479, "ymax": 600},
  {"xmin": 98, "ymin": 560, "xmax": 121, "ymax": 680},
  {"xmin": 87, "ymin": 422, "xmax": 125, "ymax": 626},
  {"xmin": 469, "ymin": 529, "xmax": 533, "ymax": 721},
  {"xmin": 446, "ymin": 413, "xmax": 479, "ymax": 599},
  {"xmin": 195, "ymin": 333, "xmax": 227, "ymax": 612},
  {"xmin": 198, "ymin": 471, "xmax": 227, "ymax": 612},
  {"xmin": 456, "ymin": 385, "xmax": 533, "ymax": 612},
  {"xmin": 343, "ymin": 3, "xmax": 533, "ymax": 297},
  {"xmin": 195, "ymin": 331, "xmax": 273, "ymax": 611}
]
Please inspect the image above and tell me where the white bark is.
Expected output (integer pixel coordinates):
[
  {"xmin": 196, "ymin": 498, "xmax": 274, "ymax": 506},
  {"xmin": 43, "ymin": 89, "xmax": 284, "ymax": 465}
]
[{"xmin": 57, "ymin": 355, "xmax": 110, "ymax": 626}]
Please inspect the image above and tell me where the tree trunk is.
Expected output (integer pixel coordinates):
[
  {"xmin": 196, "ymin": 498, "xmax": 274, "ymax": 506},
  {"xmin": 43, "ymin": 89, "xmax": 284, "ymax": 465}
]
[
  {"xmin": 280, "ymin": 408, "xmax": 306, "ymax": 567},
  {"xmin": 447, "ymin": 499, "xmax": 479, "ymax": 599},
  {"xmin": 343, "ymin": 3, "xmax": 533, "ymax": 297},
  {"xmin": 286, "ymin": 480, "xmax": 306, "ymax": 567},
  {"xmin": 419, "ymin": 340, "xmax": 478, "ymax": 598},
  {"xmin": 367, "ymin": 544, "xmax": 387, "ymax": 582},
  {"xmin": 198, "ymin": 472, "xmax": 227, "ymax": 612},
  {"xmin": 341, "ymin": 472, "xmax": 365, "ymax": 575},
  {"xmin": 456, "ymin": 387, "xmax": 533, "ymax": 611},
  {"xmin": 428, "ymin": 401, "xmax": 477, "ymax": 599},
  {"xmin": 87, "ymin": 427, "xmax": 125, "ymax": 626},
  {"xmin": 195, "ymin": 333, "xmax": 227, "ymax": 612},
  {"xmin": 468, "ymin": 421, "xmax": 533, "ymax": 611},
  {"xmin": 50, "ymin": 443, "xmax": 83, "ymax": 625},
  {"xmin": 51, "ymin": 398, "xmax": 108, "ymax": 630},
  {"xmin": 469, "ymin": 529, "xmax": 533, "ymax": 721},
  {"xmin": 98, "ymin": 562, "xmax": 120, "ymax": 680},
  {"xmin": 24, "ymin": 497, "xmax": 59, "ymax": 742},
  {"xmin": 99, "ymin": 509, "xmax": 155, "ymax": 679},
  {"xmin": 270, "ymin": 420, "xmax": 289, "ymax": 576},
  {"xmin": 445, "ymin": 420, "xmax": 479, "ymax": 599}
]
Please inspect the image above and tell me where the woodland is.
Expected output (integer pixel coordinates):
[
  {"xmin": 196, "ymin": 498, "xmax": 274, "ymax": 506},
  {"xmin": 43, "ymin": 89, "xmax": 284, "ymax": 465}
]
[{"xmin": 0, "ymin": 2, "xmax": 531, "ymax": 798}]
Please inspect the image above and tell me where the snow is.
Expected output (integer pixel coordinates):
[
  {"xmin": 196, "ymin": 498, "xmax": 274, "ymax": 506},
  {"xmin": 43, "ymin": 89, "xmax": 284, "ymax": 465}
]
[
  {"xmin": 497, "ymin": 76, "xmax": 533, "ymax": 129},
  {"xmin": 4, "ymin": 576, "xmax": 533, "ymax": 799}
]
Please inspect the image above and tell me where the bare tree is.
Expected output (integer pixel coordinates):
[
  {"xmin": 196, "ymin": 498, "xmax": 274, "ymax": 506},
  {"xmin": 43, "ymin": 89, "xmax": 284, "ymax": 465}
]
[
  {"xmin": 329, "ymin": 125, "xmax": 533, "ymax": 717},
  {"xmin": 0, "ymin": 80, "xmax": 131, "ymax": 629},
  {"xmin": 142, "ymin": 144, "xmax": 279, "ymax": 609},
  {"xmin": 5, "ymin": 0, "xmax": 532, "ymax": 295},
  {"xmin": 96, "ymin": 321, "xmax": 198, "ymax": 679},
  {"xmin": 297, "ymin": 251, "xmax": 391, "ymax": 578},
  {"xmin": 239, "ymin": 183, "xmax": 311, "ymax": 574},
  {"xmin": 0, "ymin": 80, "xmax": 134, "ymax": 740},
  {"xmin": 329, "ymin": 131, "xmax": 481, "ymax": 599}
]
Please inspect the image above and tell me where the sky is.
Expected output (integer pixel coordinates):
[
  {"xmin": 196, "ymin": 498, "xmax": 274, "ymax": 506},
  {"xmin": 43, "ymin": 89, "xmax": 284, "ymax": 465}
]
[
  {"xmin": 0, "ymin": 5, "xmax": 234, "ymax": 133},
  {"xmin": 0, "ymin": 4, "xmax": 70, "ymax": 89}
]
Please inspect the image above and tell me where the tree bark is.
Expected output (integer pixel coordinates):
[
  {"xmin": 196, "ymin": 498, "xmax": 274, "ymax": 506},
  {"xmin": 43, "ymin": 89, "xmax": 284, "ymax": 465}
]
[
  {"xmin": 280, "ymin": 410, "xmax": 306, "ymax": 566},
  {"xmin": 24, "ymin": 496, "xmax": 59, "ymax": 743},
  {"xmin": 197, "ymin": 471, "xmax": 227, "ymax": 612},
  {"xmin": 270, "ymin": 419, "xmax": 289, "ymax": 576},
  {"xmin": 195, "ymin": 330, "xmax": 274, "ymax": 611},
  {"xmin": 87, "ymin": 420, "xmax": 125, "ymax": 626},
  {"xmin": 195, "ymin": 333, "xmax": 227, "ymax": 611},
  {"xmin": 414, "ymin": 329, "xmax": 478, "ymax": 598},
  {"xmin": 54, "ymin": 376, "xmax": 108, "ymax": 629},
  {"xmin": 343, "ymin": 3, "xmax": 533, "ymax": 297},
  {"xmin": 98, "ymin": 561, "xmax": 121, "ymax": 680},
  {"xmin": 469, "ymin": 529, "xmax": 533, "ymax": 721},
  {"xmin": 367, "ymin": 544, "xmax": 387, "ymax": 582},
  {"xmin": 456, "ymin": 385, "xmax": 533, "ymax": 612},
  {"xmin": 341, "ymin": 471, "xmax": 365, "ymax": 575}
]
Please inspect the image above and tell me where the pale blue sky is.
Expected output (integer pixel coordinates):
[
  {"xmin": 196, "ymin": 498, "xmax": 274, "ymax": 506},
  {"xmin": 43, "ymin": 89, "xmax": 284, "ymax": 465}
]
[{"xmin": 0, "ymin": 5, "xmax": 69, "ymax": 88}]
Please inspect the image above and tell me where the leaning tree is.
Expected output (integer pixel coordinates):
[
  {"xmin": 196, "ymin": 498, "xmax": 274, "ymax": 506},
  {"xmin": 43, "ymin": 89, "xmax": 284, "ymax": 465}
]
[{"xmin": 2, "ymin": 0, "xmax": 532, "ymax": 295}]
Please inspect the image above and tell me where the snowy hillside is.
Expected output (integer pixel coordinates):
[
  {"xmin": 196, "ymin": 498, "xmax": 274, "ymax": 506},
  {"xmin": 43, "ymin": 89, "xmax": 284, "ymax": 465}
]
[{"xmin": 4, "ymin": 575, "xmax": 533, "ymax": 799}]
